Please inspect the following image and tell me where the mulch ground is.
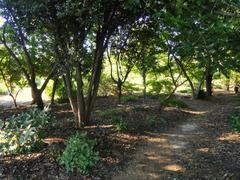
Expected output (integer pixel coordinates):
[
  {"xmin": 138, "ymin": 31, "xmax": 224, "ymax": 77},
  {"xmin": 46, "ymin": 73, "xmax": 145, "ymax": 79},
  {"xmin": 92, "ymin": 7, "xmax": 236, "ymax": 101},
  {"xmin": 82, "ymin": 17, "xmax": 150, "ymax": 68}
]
[{"xmin": 0, "ymin": 94, "xmax": 239, "ymax": 179}]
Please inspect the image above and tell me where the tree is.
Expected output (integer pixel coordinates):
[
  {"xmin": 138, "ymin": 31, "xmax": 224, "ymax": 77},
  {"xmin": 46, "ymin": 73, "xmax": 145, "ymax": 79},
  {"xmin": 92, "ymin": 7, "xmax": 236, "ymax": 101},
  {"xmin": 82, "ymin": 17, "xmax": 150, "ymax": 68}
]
[
  {"xmin": 0, "ymin": 3, "xmax": 56, "ymax": 108},
  {"xmin": 107, "ymin": 26, "xmax": 136, "ymax": 103},
  {"xmin": 4, "ymin": 0, "xmax": 149, "ymax": 127},
  {"xmin": 0, "ymin": 48, "xmax": 24, "ymax": 107}
]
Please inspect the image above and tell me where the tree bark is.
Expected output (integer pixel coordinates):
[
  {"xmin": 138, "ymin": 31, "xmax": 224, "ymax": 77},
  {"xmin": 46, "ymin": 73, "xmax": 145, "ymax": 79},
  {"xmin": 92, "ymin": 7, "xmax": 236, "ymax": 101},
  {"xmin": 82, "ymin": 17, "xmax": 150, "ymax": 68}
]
[
  {"xmin": 51, "ymin": 78, "xmax": 58, "ymax": 105},
  {"xmin": 142, "ymin": 70, "xmax": 147, "ymax": 100},
  {"xmin": 206, "ymin": 73, "xmax": 213, "ymax": 97},
  {"xmin": 76, "ymin": 63, "xmax": 86, "ymax": 127},
  {"xmin": 31, "ymin": 86, "xmax": 44, "ymax": 109},
  {"xmin": 117, "ymin": 82, "xmax": 122, "ymax": 104}
]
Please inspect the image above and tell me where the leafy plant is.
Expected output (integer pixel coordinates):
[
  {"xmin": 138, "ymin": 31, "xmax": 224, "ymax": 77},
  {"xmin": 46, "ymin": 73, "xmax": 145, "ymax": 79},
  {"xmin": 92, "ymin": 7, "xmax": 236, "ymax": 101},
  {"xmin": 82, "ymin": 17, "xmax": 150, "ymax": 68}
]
[
  {"xmin": 0, "ymin": 108, "xmax": 51, "ymax": 155},
  {"xmin": 121, "ymin": 95, "xmax": 138, "ymax": 103},
  {"xmin": 58, "ymin": 133, "xmax": 99, "ymax": 174},
  {"xmin": 161, "ymin": 98, "xmax": 188, "ymax": 108},
  {"xmin": 112, "ymin": 117, "xmax": 127, "ymax": 132},
  {"xmin": 230, "ymin": 115, "xmax": 240, "ymax": 132}
]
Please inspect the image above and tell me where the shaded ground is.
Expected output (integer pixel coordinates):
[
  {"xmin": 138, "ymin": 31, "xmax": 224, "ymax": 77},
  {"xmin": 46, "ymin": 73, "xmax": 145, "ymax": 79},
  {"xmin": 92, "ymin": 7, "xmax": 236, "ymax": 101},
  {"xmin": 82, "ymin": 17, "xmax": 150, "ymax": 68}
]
[
  {"xmin": 0, "ymin": 93, "xmax": 239, "ymax": 179},
  {"xmin": 113, "ymin": 94, "xmax": 240, "ymax": 180}
]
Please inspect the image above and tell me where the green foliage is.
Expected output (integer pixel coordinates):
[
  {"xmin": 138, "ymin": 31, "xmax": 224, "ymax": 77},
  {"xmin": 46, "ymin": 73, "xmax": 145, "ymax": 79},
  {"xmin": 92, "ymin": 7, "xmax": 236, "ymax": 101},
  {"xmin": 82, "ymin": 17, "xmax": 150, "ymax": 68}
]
[
  {"xmin": 58, "ymin": 133, "xmax": 99, "ymax": 174},
  {"xmin": 121, "ymin": 95, "xmax": 138, "ymax": 103},
  {"xmin": 0, "ymin": 108, "xmax": 51, "ymax": 155},
  {"xmin": 122, "ymin": 81, "xmax": 141, "ymax": 95},
  {"xmin": 161, "ymin": 98, "xmax": 188, "ymax": 108},
  {"xmin": 178, "ymin": 88, "xmax": 192, "ymax": 94},
  {"xmin": 148, "ymin": 79, "xmax": 173, "ymax": 95},
  {"xmin": 98, "ymin": 73, "xmax": 116, "ymax": 96},
  {"xmin": 147, "ymin": 80, "xmax": 162, "ymax": 95},
  {"xmin": 230, "ymin": 115, "xmax": 240, "ymax": 132},
  {"xmin": 112, "ymin": 117, "xmax": 127, "ymax": 132},
  {"xmin": 0, "ymin": 86, "xmax": 7, "ymax": 95},
  {"xmin": 45, "ymin": 80, "xmax": 77, "ymax": 103}
]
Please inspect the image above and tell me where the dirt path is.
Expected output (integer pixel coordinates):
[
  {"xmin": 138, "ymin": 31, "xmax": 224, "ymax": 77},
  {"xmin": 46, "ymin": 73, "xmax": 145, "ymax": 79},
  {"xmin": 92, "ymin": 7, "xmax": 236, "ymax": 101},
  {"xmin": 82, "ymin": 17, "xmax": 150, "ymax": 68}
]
[{"xmin": 113, "ymin": 95, "xmax": 240, "ymax": 179}]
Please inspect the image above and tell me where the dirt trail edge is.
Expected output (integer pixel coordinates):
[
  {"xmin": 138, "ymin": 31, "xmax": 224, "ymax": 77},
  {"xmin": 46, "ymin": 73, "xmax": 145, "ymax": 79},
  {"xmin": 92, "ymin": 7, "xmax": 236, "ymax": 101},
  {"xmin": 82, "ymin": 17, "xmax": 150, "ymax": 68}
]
[{"xmin": 113, "ymin": 95, "xmax": 240, "ymax": 180}]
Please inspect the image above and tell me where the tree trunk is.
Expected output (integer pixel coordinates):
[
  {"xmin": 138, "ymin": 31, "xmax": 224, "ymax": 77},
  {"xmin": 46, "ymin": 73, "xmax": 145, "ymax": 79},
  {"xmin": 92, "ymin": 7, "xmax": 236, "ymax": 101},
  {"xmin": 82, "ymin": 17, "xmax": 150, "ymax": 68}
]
[
  {"xmin": 51, "ymin": 78, "xmax": 58, "ymax": 105},
  {"xmin": 142, "ymin": 70, "xmax": 147, "ymax": 100},
  {"xmin": 206, "ymin": 73, "xmax": 213, "ymax": 97},
  {"xmin": 63, "ymin": 73, "xmax": 78, "ymax": 123},
  {"xmin": 76, "ymin": 63, "xmax": 86, "ymax": 127},
  {"xmin": 117, "ymin": 82, "xmax": 122, "ymax": 104},
  {"xmin": 175, "ymin": 58, "xmax": 197, "ymax": 99},
  {"xmin": 31, "ymin": 86, "xmax": 44, "ymax": 109}
]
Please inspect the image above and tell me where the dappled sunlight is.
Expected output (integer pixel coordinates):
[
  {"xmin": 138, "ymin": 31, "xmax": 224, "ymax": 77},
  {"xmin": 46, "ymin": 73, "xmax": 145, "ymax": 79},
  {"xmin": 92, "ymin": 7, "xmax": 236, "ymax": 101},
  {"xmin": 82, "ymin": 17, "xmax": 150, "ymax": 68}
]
[
  {"xmin": 4, "ymin": 153, "xmax": 43, "ymax": 163},
  {"xmin": 161, "ymin": 133, "xmax": 186, "ymax": 138},
  {"xmin": 44, "ymin": 137, "xmax": 65, "ymax": 144},
  {"xmin": 85, "ymin": 124, "xmax": 114, "ymax": 129},
  {"xmin": 142, "ymin": 136, "xmax": 167, "ymax": 143},
  {"xmin": 197, "ymin": 147, "xmax": 210, "ymax": 153},
  {"xmin": 218, "ymin": 133, "xmax": 240, "ymax": 141},
  {"xmin": 181, "ymin": 109, "xmax": 208, "ymax": 115},
  {"xmin": 163, "ymin": 164, "xmax": 186, "ymax": 172}
]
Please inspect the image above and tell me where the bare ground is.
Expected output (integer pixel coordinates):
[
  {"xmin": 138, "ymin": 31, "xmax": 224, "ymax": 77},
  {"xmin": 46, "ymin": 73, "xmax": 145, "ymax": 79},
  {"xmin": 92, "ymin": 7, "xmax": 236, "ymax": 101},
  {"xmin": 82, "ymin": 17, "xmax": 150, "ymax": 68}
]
[{"xmin": 113, "ymin": 94, "xmax": 240, "ymax": 180}]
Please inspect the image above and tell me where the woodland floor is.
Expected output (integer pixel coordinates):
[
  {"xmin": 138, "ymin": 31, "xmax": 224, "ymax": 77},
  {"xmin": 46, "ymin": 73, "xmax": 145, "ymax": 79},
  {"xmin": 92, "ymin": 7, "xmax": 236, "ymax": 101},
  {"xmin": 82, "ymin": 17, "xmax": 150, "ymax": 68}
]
[{"xmin": 0, "ymin": 92, "xmax": 240, "ymax": 179}]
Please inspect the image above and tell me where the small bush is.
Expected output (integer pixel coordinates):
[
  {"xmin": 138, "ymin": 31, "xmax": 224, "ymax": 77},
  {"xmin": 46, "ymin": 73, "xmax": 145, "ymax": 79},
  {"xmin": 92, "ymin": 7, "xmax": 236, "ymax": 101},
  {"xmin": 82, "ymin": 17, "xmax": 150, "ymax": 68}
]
[
  {"xmin": 0, "ymin": 108, "xmax": 51, "ymax": 155},
  {"xmin": 161, "ymin": 98, "xmax": 188, "ymax": 108},
  {"xmin": 58, "ymin": 133, "xmax": 99, "ymax": 174},
  {"xmin": 230, "ymin": 115, "xmax": 240, "ymax": 132},
  {"xmin": 121, "ymin": 95, "xmax": 138, "ymax": 103},
  {"xmin": 112, "ymin": 117, "xmax": 127, "ymax": 132}
]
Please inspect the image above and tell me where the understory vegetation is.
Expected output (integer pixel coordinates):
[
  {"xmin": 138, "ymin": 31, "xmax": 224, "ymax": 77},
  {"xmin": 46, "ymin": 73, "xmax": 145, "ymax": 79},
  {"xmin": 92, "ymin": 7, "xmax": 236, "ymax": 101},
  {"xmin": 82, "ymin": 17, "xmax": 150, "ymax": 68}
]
[{"xmin": 0, "ymin": 108, "xmax": 51, "ymax": 155}]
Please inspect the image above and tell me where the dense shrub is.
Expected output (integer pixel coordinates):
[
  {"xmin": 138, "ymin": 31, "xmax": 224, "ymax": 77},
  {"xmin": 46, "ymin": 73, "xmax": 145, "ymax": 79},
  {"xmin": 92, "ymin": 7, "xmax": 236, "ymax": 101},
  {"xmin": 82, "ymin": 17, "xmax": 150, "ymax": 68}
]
[
  {"xmin": 0, "ymin": 108, "xmax": 51, "ymax": 155},
  {"xmin": 58, "ymin": 133, "xmax": 99, "ymax": 174},
  {"xmin": 230, "ymin": 115, "xmax": 240, "ymax": 132}
]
